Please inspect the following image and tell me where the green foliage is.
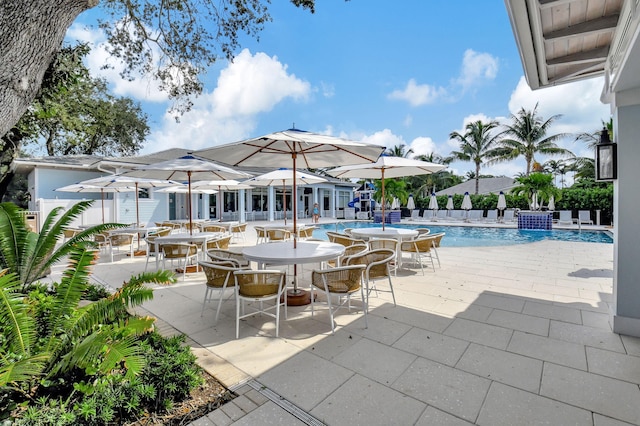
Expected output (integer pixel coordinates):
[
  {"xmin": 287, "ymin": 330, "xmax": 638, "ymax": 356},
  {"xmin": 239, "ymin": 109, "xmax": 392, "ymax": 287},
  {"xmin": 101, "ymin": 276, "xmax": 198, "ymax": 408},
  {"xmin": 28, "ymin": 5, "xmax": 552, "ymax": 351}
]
[
  {"xmin": 511, "ymin": 173, "xmax": 560, "ymax": 210},
  {"xmin": 372, "ymin": 179, "xmax": 408, "ymax": 206},
  {"xmin": 493, "ymin": 104, "xmax": 573, "ymax": 175},
  {"xmin": 10, "ymin": 333, "xmax": 204, "ymax": 425},
  {"xmin": 0, "ymin": 201, "xmax": 127, "ymax": 291},
  {"xmin": 557, "ymin": 184, "xmax": 613, "ymax": 224}
]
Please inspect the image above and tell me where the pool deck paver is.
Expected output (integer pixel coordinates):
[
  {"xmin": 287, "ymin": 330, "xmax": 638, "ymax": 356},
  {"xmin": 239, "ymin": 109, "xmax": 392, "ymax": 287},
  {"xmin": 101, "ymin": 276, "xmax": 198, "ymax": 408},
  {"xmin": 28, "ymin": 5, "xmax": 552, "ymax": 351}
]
[{"xmin": 45, "ymin": 218, "xmax": 636, "ymax": 425}]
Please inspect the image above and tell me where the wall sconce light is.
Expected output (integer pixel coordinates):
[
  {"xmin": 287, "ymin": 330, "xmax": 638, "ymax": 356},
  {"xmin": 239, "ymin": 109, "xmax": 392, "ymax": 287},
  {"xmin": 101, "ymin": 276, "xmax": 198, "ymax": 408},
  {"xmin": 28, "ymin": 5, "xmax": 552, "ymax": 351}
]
[{"xmin": 596, "ymin": 127, "xmax": 617, "ymax": 181}]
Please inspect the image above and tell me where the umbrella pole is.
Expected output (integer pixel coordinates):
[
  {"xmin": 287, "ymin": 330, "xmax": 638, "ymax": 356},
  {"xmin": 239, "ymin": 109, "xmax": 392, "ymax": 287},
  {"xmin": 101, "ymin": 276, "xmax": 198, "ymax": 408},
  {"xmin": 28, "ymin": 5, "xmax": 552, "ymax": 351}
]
[
  {"xmin": 286, "ymin": 153, "xmax": 311, "ymax": 306},
  {"xmin": 135, "ymin": 182, "xmax": 140, "ymax": 227},
  {"xmin": 283, "ymin": 180, "xmax": 287, "ymax": 225},
  {"xmin": 188, "ymin": 171, "xmax": 193, "ymax": 235},
  {"xmin": 381, "ymin": 169, "xmax": 386, "ymax": 230},
  {"xmin": 101, "ymin": 189, "xmax": 105, "ymax": 224}
]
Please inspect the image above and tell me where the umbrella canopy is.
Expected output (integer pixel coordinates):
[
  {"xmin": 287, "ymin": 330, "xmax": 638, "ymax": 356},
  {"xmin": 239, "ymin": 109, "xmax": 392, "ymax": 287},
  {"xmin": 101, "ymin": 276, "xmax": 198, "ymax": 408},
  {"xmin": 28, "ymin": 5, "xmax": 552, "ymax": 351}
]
[
  {"xmin": 406, "ymin": 194, "xmax": 416, "ymax": 210},
  {"xmin": 193, "ymin": 128, "xmax": 385, "ymax": 298},
  {"xmin": 122, "ymin": 155, "xmax": 251, "ymax": 233},
  {"xmin": 391, "ymin": 198, "xmax": 400, "ymax": 210},
  {"xmin": 55, "ymin": 183, "xmax": 137, "ymax": 224},
  {"xmin": 446, "ymin": 195, "xmax": 454, "ymax": 210},
  {"xmin": 531, "ymin": 192, "xmax": 540, "ymax": 210},
  {"xmin": 79, "ymin": 175, "xmax": 177, "ymax": 226},
  {"xmin": 461, "ymin": 192, "xmax": 473, "ymax": 210},
  {"xmin": 328, "ymin": 156, "xmax": 446, "ymax": 229},
  {"xmin": 428, "ymin": 193, "xmax": 439, "ymax": 210},
  {"xmin": 245, "ymin": 169, "xmax": 326, "ymax": 225},
  {"xmin": 548, "ymin": 195, "xmax": 555, "ymax": 211},
  {"xmin": 497, "ymin": 191, "xmax": 507, "ymax": 210},
  {"xmin": 155, "ymin": 185, "xmax": 217, "ymax": 194}
]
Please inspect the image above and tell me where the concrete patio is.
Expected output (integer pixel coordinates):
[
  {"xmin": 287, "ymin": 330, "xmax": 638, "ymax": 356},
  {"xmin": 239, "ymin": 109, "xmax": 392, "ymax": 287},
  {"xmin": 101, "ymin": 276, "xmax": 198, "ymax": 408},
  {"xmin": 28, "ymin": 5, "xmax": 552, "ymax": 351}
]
[{"xmin": 56, "ymin": 221, "xmax": 637, "ymax": 425}]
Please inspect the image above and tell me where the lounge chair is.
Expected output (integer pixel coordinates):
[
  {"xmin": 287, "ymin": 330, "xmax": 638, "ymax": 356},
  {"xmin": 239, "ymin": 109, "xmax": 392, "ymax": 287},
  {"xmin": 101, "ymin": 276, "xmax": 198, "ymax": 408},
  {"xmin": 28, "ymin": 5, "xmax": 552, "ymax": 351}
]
[
  {"xmin": 502, "ymin": 210, "xmax": 516, "ymax": 223},
  {"xmin": 485, "ymin": 209, "xmax": 498, "ymax": 222},
  {"xmin": 578, "ymin": 210, "xmax": 593, "ymax": 225},
  {"xmin": 410, "ymin": 209, "xmax": 420, "ymax": 221},
  {"xmin": 436, "ymin": 210, "xmax": 448, "ymax": 220},
  {"xmin": 468, "ymin": 210, "xmax": 483, "ymax": 221},
  {"xmin": 450, "ymin": 210, "xmax": 465, "ymax": 221},
  {"xmin": 557, "ymin": 210, "xmax": 573, "ymax": 225}
]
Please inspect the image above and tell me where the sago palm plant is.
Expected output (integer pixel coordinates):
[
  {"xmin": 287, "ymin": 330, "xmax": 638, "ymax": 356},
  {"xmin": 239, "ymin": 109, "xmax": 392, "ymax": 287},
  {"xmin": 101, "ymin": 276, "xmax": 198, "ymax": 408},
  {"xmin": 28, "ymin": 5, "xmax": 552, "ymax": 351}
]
[
  {"xmin": 0, "ymin": 244, "xmax": 175, "ymax": 400},
  {"xmin": 0, "ymin": 200, "xmax": 126, "ymax": 291}
]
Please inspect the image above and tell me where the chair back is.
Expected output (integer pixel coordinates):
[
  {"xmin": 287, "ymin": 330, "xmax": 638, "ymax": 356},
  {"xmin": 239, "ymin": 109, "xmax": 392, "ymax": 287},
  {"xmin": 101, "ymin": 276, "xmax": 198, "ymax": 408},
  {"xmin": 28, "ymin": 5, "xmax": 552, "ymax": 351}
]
[
  {"xmin": 231, "ymin": 223, "xmax": 247, "ymax": 233},
  {"xmin": 298, "ymin": 226, "xmax": 316, "ymax": 239},
  {"xmin": 234, "ymin": 270, "xmax": 285, "ymax": 297},
  {"xmin": 415, "ymin": 228, "xmax": 431, "ymax": 236},
  {"xmin": 199, "ymin": 260, "xmax": 239, "ymax": 288},
  {"xmin": 201, "ymin": 224, "xmax": 227, "ymax": 233},
  {"xmin": 109, "ymin": 233, "xmax": 135, "ymax": 247},
  {"xmin": 206, "ymin": 235, "xmax": 232, "ymax": 250},
  {"xmin": 63, "ymin": 228, "xmax": 82, "ymax": 239},
  {"xmin": 162, "ymin": 243, "xmax": 197, "ymax": 259},
  {"xmin": 208, "ymin": 248, "xmax": 248, "ymax": 267},
  {"xmin": 327, "ymin": 232, "xmax": 365, "ymax": 247},
  {"xmin": 94, "ymin": 233, "xmax": 108, "ymax": 245},
  {"xmin": 430, "ymin": 232, "xmax": 445, "ymax": 248},
  {"xmin": 368, "ymin": 238, "xmax": 397, "ymax": 251},
  {"xmin": 400, "ymin": 235, "xmax": 434, "ymax": 253},
  {"xmin": 255, "ymin": 226, "xmax": 267, "ymax": 242},
  {"xmin": 345, "ymin": 248, "xmax": 395, "ymax": 279},
  {"xmin": 267, "ymin": 229, "xmax": 291, "ymax": 241},
  {"xmin": 312, "ymin": 265, "xmax": 365, "ymax": 294}
]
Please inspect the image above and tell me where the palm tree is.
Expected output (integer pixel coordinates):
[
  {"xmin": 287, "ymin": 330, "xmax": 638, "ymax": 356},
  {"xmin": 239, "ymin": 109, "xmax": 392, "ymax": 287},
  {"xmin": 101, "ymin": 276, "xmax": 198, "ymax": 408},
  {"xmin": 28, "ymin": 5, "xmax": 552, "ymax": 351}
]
[
  {"xmin": 386, "ymin": 144, "xmax": 413, "ymax": 158},
  {"xmin": 449, "ymin": 120, "xmax": 502, "ymax": 194},
  {"xmin": 494, "ymin": 104, "xmax": 573, "ymax": 175},
  {"xmin": 510, "ymin": 172, "xmax": 560, "ymax": 211},
  {"xmin": 410, "ymin": 153, "xmax": 451, "ymax": 196}
]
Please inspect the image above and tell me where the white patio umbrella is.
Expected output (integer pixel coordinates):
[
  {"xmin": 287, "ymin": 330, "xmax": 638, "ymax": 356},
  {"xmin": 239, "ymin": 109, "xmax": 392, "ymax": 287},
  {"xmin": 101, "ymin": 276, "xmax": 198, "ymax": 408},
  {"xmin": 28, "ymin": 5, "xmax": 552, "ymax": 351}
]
[
  {"xmin": 548, "ymin": 195, "xmax": 555, "ymax": 211},
  {"xmin": 193, "ymin": 128, "xmax": 385, "ymax": 302},
  {"xmin": 55, "ymin": 183, "xmax": 137, "ymax": 224},
  {"xmin": 80, "ymin": 175, "xmax": 177, "ymax": 227},
  {"xmin": 497, "ymin": 191, "xmax": 507, "ymax": 222},
  {"xmin": 461, "ymin": 192, "xmax": 473, "ymax": 220},
  {"xmin": 428, "ymin": 192, "xmax": 439, "ymax": 218},
  {"xmin": 245, "ymin": 169, "xmax": 326, "ymax": 224},
  {"xmin": 155, "ymin": 185, "xmax": 217, "ymax": 194},
  {"xmin": 122, "ymin": 155, "xmax": 251, "ymax": 234},
  {"xmin": 329, "ymin": 155, "xmax": 446, "ymax": 229},
  {"xmin": 406, "ymin": 194, "xmax": 416, "ymax": 210},
  {"xmin": 391, "ymin": 197, "xmax": 400, "ymax": 210},
  {"xmin": 446, "ymin": 195, "xmax": 454, "ymax": 213},
  {"xmin": 531, "ymin": 192, "xmax": 540, "ymax": 210}
]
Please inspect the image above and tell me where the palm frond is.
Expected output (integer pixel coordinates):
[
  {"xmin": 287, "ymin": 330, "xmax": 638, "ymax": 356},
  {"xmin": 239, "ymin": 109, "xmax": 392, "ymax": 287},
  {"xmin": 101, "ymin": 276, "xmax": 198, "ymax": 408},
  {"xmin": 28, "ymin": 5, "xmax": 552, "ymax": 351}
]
[
  {"xmin": 0, "ymin": 272, "xmax": 35, "ymax": 356},
  {"xmin": 0, "ymin": 354, "xmax": 49, "ymax": 387}
]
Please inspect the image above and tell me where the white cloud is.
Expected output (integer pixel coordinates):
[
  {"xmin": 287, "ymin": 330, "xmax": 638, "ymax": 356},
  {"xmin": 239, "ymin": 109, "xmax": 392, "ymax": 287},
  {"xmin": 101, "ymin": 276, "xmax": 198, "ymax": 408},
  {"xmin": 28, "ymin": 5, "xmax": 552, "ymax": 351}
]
[
  {"xmin": 144, "ymin": 49, "xmax": 312, "ymax": 153},
  {"xmin": 456, "ymin": 49, "xmax": 499, "ymax": 90},
  {"xmin": 388, "ymin": 50, "xmax": 498, "ymax": 107},
  {"xmin": 212, "ymin": 49, "xmax": 310, "ymax": 118},
  {"xmin": 361, "ymin": 129, "xmax": 407, "ymax": 152},
  {"xmin": 407, "ymin": 136, "xmax": 437, "ymax": 158},
  {"xmin": 66, "ymin": 23, "xmax": 168, "ymax": 102},
  {"xmin": 320, "ymin": 81, "xmax": 335, "ymax": 98},
  {"xmin": 388, "ymin": 79, "xmax": 448, "ymax": 106}
]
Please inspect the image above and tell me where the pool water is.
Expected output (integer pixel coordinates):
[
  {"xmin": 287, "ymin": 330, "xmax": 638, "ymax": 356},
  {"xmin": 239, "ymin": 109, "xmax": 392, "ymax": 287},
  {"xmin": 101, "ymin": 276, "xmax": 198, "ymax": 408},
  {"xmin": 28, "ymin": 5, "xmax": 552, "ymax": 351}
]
[{"xmin": 315, "ymin": 222, "xmax": 613, "ymax": 247}]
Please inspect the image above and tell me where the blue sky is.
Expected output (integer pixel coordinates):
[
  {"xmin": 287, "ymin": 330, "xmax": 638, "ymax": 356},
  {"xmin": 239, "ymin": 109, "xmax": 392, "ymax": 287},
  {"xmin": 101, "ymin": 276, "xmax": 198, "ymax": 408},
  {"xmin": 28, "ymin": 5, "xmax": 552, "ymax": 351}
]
[{"xmin": 67, "ymin": 1, "xmax": 610, "ymax": 181}]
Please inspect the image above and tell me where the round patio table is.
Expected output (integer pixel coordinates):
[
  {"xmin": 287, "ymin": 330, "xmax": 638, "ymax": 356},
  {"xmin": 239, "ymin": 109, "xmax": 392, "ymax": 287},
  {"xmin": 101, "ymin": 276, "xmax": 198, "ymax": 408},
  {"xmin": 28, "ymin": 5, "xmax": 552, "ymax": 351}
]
[
  {"xmin": 243, "ymin": 241, "xmax": 345, "ymax": 305},
  {"xmin": 153, "ymin": 232, "xmax": 223, "ymax": 269}
]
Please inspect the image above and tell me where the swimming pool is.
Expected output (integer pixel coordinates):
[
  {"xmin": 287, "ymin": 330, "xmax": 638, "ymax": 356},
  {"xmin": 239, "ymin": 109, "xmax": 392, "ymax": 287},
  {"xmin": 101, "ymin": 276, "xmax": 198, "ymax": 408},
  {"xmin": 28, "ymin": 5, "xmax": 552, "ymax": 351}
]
[{"xmin": 315, "ymin": 222, "xmax": 613, "ymax": 247}]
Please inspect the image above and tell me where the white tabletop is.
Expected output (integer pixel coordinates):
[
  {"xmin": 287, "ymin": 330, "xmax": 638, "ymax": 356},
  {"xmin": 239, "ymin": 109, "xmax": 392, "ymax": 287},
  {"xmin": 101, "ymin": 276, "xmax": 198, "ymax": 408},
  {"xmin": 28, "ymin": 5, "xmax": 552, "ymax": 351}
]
[
  {"xmin": 154, "ymin": 232, "xmax": 222, "ymax": 244},
  {"xmin": 243, "ymin": 241, "xmax": 345, "ymax": 265},
  {"xmin": 350, "ymin": 227, "xmax": 418, "ymax": 240}
]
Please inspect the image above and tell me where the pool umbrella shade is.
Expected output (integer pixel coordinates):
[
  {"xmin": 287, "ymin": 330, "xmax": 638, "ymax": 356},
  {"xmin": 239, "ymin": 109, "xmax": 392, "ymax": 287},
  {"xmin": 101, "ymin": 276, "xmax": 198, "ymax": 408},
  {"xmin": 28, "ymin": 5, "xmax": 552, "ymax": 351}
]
[
  {"xmin": 497, "ymin": 191, "xmax": 507, "ymax": 222},
  {"xmin": 55, "ymin": 183, "xmax": 137, "ymax": 224},
  {"xmin": 80, "ymin": 175, "xmax": 177, "ymax": 226},
  {"xmin": 328, "ymin": 155, "xmax": 446, "ymax": 229},
  {"xmin": 245, "ymin": 169, "xmax": 326, "ymax": 224},
  {"xmin": 193, "ymin": 128, "xmax": 385, "ymax": 304},
  {"xmin": 548, "ymin": 195, "xmax": 555, "ymax": 211},
  {"xmin": 406, "ymin": 194, "xmax": 415, "ymax": 210},
  {"xmin": 446, "ymin": 195, "xmax": 454, "ymax": 212},
  {"xmin": 461, "ymin": 192, "xmax": 472, "ymax": 221},
  {"xmin": 428, "ymin": 193, "xmax": 439, "ymax": 218},
  {"xmin": 122, "ymin": 155, "xmax": 251, "ymax": 234},
  {"xmin": 391, "ymin": 197, "xmax": 400, "ymax": 210}
]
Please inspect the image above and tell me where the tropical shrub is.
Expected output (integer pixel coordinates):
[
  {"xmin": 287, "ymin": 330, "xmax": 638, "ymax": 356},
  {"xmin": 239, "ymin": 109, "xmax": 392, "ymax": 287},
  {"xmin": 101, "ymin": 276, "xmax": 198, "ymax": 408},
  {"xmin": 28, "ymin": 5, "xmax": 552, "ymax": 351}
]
[{"xmin": 0, "ymin": 201, "xmax": 126, "ymax": 291}]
